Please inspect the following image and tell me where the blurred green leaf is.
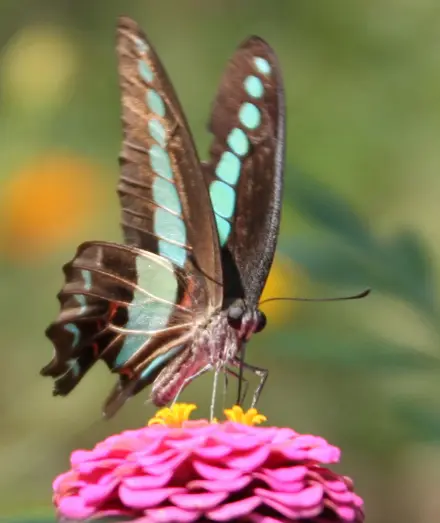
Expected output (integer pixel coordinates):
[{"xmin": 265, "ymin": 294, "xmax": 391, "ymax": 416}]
[
  {"xmin": 393, "ymin": 400, "xmax": 440, "ymax": 442},
  {"xmin": 288, "ymin": 170, "xmax": 374, "ymax": 251},
  {"xmin": 282, "ymin": 235, "xmax": 370, "ymax": 287},
  {"xmin": 270, "ymin": 328, "xmax": 440, "ymax": 372},
  {"xmin": 284, "ymin": 173, "xmax": 437, "ymax": 317},
  {"xmin": 383, "ymin": 229, "xmax": 434, "ymax": 303}
]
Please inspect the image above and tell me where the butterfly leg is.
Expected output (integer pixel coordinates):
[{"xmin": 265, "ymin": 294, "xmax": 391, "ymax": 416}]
[
  {"xmin": 233, "ymin": 359, "xmax": 268, "ymax": 408},
  {"xmin": 222, "ymin": 372, "xmax": 229, "ymax": 410},
  {"xmin": 236, "ymin": 343, "xmax": 247, "ymax": 407},
  {"xmin": 171, "ymin": 363, "xmax": 212, "ymax": 407},
  {"xmin": 210, "ymin": 369, "xmax": 220, "ymax": 421},
  {"xmin": 225, "ymin": 367, "xmax": 250, "ymax": 406}
]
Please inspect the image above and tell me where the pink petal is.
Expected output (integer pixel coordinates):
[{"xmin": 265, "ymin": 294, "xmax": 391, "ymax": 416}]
[
  {"xmin": 352, "ymin": 493, "xmax": 365, "ymax": 508},
  {"xmin": 293, "ymin": 434, "xmax": 327, "ymax": 447},
  {"xmin": 119, "ymin": 486, "xmax": 186, "ymax": 509},
  {"xmin": 212, "ymin": 431, "xmax": 263, "ymax": 450},
  {"xmin": 137, "ymin": 448, "xmax": 178, "ymax": 467},
  {"xmin": 327, "ymin": 488, "xmax": 357, "ymax": 504},
  {"xmin": 323, "ymin": 477, "xmax": 349, "ymax": 492},
  {"xmin": 262, "ymin": 497, "xmax": 321, "ymax": 519},
  {"xmin": 94, "ymin": 508, "xmax": 135, "ymax": 518},
  {"xmin": 53, "ymin": 471, "xmax": 85, "ymax": 491},
  {"xmin": 256, "ymin": 484, "xmax": 324, "ymax": 508},
  {"xmin": 142, "ymin": 451, "xmax": 190, "ymax": 475},
  {"xmin": 71, "ymin": 448, "xmax": 110, "ymax": 464},
  {"xmin": 262, "ymin": 466, "xmax": 308, "ymax": 483},
  {"xmin": 76, "ymin": 458, "xmax": 124, "ymax": 475},
  {"xmin": 171, "ymin": 491, "xmax": 228, "ymax": 510},
  {"xmin": 253, "ymin": 472, "xmax": 303, "ymax": 493},
  {"xmin": 308, "ymin": 446, "xmax": 341, "ymax": 463},
  {"xmin": 280, "ymin": 437, "xmax": 340, "ymax": 463},
  {"xmin": 192, "ymin": 444, "xmax": 231, "ymax": 459},
  {"xmin": 247, "ymin": 515, "xmax": 291, "ymax": 523},
  {"xmin": 333, "ymin": 504, "xmax": 357, "ymax": 521},
  {"xmin": 192, "ymin": 460, "xmax": 243, "ymax": 481},
  {"xmin": 278, "ymin": 448, "xmax": 310, "ymax": 461},
  {"xmin": 57, "ymin": 495, "xmax": 95, "ymax": 519},
  {"xmin": 227, "ymin": 445, "xmax": 270, "ymax": 471},
  {"xmin": 271, "ymin": 428, "xmax": 298, "ymax": 444},
  {"xmin": 206, "ymin": 496, "xmax": 261, "ymax": 521},
  {"xmin": 166, "ymin": 435, "xmax": 207, "ymax": 450},
  {"xmin": 81, "ymin": 479, "xmax": 119, "ymax": 503},
  {"xmin": 188, "ymin": 475, "xmax": 251, "ymax": 493},
  {"xmin": 123, "ymin": 471, "xmax": 173, "ymax": 489},
  {"xmin": 143, "ymin": 506, "xmax": 201, "ymax": 522},
  {"xmin": 129, "ymin": 437, "xmax": 164, "ymax": 455},
  {"xmin": 221, "ymin": 423, "xmax": 276, "ymax": 440}
]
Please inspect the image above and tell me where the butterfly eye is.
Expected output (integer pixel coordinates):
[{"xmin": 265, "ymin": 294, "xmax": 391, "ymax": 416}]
[
  {"xmin": 227, "ymin": 305, "xmax": 244, "ymax": 330},
  {"xmin": 254, "ymin": 311, "xmax": 267, "ymax": 333}
]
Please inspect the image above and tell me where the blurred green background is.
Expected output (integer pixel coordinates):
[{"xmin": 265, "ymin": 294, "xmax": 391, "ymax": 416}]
[{"xmin": 1, "ymin": 1, "xmax": 440, "ymax": 521}]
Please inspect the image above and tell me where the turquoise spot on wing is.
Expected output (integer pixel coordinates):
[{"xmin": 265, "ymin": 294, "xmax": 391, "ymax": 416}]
[
  {"xmin": 137, "ymin": 254, "xmax": 179, "ymax": 299},
  {"xmin": 116, "ymin": 256, "xmax": 179, "ymax": 367},
  {"xmin": 147, "ymin": 89, "xmax": 166, "ymax": 117},
  {"xmin": 210, "ymin": 181, "xmax": 236, "ymax": 219},
  {"xmin": 239, "ymin": 103, "xmax": 261, "ymax": 130},
  {"xmin": 73, "ymin": 270, "xmax": 91, "ymax": 314},
  {"xmin": 67, "ymin": 358, "xmax": 80, "ymax": 378},
  {"xmin": 115, "ymin": 335, "xmax": 145, "ymax": 367},
  {"xmin": 138, "ymin": 60, "xmax": 154, "ymax": 83},
  {"xmin": 254, "ymin": 57, "xmax": 271, "ymax": 75},
  {"xmin": 215, "ymin": 152, "xmax": 241, "ymax": 186},
  {"xmin": 227, "ymin": 128, "xmax": 249, "ymax": 157},
  {"xmin": 154, "ymin": 208, "xmax": 186, "ymax": 245},
  {"xmin": 58, "ymin": 357, "xmax": 81, "ymax": 379},
  {"xmin": 134, "ymin": 37, "xmax": 149, "ymax": 54},
  {"xmin": 75, "ymin": 294, "xmax": 87, "ymax": 313},
  {"xmin": 244, "ymin": 75, "xmax": 264, "ymax": 98},
  {"xmin": 152, "ymin": 177, "xmax": 182, "ymax": 214},
  {"xmin": 158, "ymin": 241, "xmax": 187, "ymax": 267},
  {"xmin": 214, "ymin": 215, "xmax": 231, "ymax": 246},
  {"xmin": 139, "ymin": 344, "xmax": 185, "ymax": 381},
  {"xmin": 148, "ymin": 118, "xmax": 167, "ymax": 148},
  {"xmin": 81, "ymin": 269, "xmax": 92, "ymax": 290},
  {"xmin": 119, "ymin": 301, "xmax": 173, "ymax": 367},
  {"xmin": 65, "ymin": 323, "xmax": 80, "ymax": 347},
  {"xmin": 149, "ymin": 145, "xmax": 173, "ymax": 180}
]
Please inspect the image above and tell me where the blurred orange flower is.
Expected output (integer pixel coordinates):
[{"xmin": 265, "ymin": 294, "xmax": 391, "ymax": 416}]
[{"xmin": 1, "ymin": 153, "xmax": 101, "ymax": 260}]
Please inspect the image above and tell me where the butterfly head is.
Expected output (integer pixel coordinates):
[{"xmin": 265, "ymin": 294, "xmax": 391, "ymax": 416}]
[{"xmin": 226, "ymin": 299, "xmax": 267, "ymax": 341}]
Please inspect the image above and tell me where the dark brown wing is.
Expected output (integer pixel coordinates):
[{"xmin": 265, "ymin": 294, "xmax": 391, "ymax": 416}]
[
  {"xmin": 202, "ymin": 36, "xmax": 285, "ymax": 306},
  {"xmin": 117, "ymin": 16, "xmax": 222, "ymax": 308},
  {"xmin": 41, "ymin": 241, "xmax": 205, "ymax": 416}
]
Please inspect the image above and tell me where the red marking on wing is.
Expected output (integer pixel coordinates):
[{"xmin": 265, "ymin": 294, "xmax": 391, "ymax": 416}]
[
  {"xmin": 92, "ymin": 342, "xmax": 100, "ymax": 358},
  {"xmin": 180, "ymin": 277, "xmax": 195, "ymax": 309},
  {"xmin": 108, "ymin": 302, "xmax": 119, "ymax": 321}
]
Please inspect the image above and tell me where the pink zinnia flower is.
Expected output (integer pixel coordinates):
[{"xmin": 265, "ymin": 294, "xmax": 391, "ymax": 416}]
[{"xmin": 53, "ymin": 404, "xmax": 364, "ymax": 522}]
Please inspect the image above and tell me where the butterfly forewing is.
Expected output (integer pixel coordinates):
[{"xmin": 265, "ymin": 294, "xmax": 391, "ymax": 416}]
[
  {"xmin": 203, "ymin": 36, "xmax": 285, "ymax": 306},
  {"xmin": 42, "ymin": 241, "xmax": 205, "ymax": 414},
  {"xmin": 117, "ymin": 17, "xmax": 222, "ymax": 307}
]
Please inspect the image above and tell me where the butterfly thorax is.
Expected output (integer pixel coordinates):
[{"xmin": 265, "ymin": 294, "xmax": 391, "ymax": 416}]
[
  {"xmin": 149, "ymin": 303, "xmax": 266, "ymax": 406},
  {"xmin": 150, "ymin": 313, "xmax": 237, "ymax": 406}
]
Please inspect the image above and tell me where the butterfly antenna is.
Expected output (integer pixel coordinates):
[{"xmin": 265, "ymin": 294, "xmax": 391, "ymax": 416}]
[{"xmin": 259, "ymin": 288, "xmax": 371, "ymax": 306}]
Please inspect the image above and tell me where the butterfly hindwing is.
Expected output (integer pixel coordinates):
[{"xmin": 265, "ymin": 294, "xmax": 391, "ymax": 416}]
[
  {"xmin": 117, "ymin": 17, "xmax": 222, "ymax": 306},
  {"xmin": 42, "ymin": 241, "xmax": 205, "ymax": 415},
  {"xmin": 203, "ymin": 36, "xmax": 285, "ymax": 306}
]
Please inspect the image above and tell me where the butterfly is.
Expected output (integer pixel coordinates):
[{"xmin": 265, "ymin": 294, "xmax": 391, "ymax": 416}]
[{"xmin": 41, "ymin": 16, "xmax": 285, "ymax": 418}]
